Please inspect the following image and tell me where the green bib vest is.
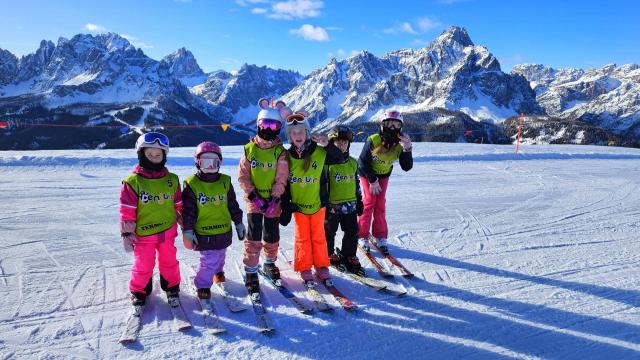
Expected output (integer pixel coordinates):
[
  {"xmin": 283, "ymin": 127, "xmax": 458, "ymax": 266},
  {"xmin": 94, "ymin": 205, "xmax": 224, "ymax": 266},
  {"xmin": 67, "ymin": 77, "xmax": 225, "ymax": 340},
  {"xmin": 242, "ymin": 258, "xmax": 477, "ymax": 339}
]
[
  {"xmin": 289, "ymin": 147, "xmax": 327, "ymax": 215},
  {"xmin": 327, "ymin": 157, "xmax": 358, "ymax": 204},
  {"xmin": 184, "ymin": 174, "xmax": 232, "ymax": 236},
  {"xmin": 244, "ymin": 142, "xmax": 284, "ymax": 200},
  {"xmin": 369, "ymin": 134, "xmax": 403, "ymax": 175},
  {"xmin": 123, "ymin": 172, "xmax": 179, "ymax": 236}
]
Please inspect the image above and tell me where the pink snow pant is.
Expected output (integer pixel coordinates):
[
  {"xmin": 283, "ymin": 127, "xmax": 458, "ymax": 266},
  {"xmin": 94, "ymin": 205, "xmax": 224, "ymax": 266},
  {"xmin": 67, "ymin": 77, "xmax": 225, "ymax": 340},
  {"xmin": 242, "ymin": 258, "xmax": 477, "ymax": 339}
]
[
  {"xmin": 129, "ymin": 239, "xmax": 181, "ymax": 294},
  {"xmin": 194, "ymin": 249, "xmax": 226, "ymax": 289},
  {"xmin": 358, "ymin": 176, "xmax": 390, "ymax": 239}
]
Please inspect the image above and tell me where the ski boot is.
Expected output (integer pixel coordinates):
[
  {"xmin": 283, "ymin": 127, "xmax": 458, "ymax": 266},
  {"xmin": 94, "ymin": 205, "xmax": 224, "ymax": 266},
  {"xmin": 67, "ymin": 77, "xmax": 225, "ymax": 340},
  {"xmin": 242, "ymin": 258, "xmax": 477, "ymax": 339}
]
[
  {"xmin": 196, "ymin": 288, "xmax": 211, "ymax": 300},
  {"xmin": 359, "ymin": 237, "xmax": 371, "ymax": 252},
  {"xmin": 130, "ymin": 291, "xmax": 146, "ymax": 306},
  {"xmin": 214, "ymin": 271, "xmax": 225, "ymax": 284},
  {"xmin": 342, "ymin": 253, "xmax": 366, "ymax": 277},
  {"xmin": 375, "ymin": 237, "xmax": 389, "ymax": 254},
  {"xmin": 245, "ymin": 272, "xmax": 260, "ymax": 294},
  {"xmin": 165, "ymin": 285, "xmax": 180, "ymax": 307},
  {"xmin": 328, "ymin": 252, "xmax": 344, "ymax": 271},
  {"xmin": 263, "ymin": 262, "xmax": 282, "ymax": 286}
]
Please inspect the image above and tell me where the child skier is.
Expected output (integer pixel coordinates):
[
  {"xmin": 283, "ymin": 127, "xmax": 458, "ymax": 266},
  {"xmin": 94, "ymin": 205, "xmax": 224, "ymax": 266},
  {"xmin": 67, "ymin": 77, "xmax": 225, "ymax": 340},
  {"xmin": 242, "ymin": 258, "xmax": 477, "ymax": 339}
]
[
  {"xmin": 182, "ymin": 142, "xmax": 246, "ymax": 300},
  {"xmin": 237, "ymin": 98, "xmax": 291, "ymax": 293},
  {"xmin": 324, "ymin": 126, "xmax": 365, "ymax": 276},
  {"xmin": 357, "ymin": 109, "xmax": 413, "ymax": 252},
  {"xmin": 119, "ymin": 132, "xmax": 183, "ymax": 307},
  {"xmin": 279, "ymin": 113, "xmax": 343, "ymax": 287}
]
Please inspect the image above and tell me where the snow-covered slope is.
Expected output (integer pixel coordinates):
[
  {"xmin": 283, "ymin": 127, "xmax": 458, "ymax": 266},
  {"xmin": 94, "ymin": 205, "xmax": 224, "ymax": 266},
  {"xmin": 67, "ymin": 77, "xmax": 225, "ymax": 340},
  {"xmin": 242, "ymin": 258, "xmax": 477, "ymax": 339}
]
[
  {"xmin": 513, "ymin": 63, "xmax": 640, "ymax": 135},
  {"xmin": 282, "ymin": 26, "xmax": 543, "ymax": 131},
  {"xmin": 2, "ymin": 143, "xmax": 640, "ymax": 358}
]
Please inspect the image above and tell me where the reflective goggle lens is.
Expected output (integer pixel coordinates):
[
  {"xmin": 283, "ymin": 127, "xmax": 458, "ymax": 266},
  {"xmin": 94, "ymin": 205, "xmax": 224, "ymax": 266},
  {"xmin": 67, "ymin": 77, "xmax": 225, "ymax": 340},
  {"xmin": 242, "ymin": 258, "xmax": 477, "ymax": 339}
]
[{"xmin": 142, "ymin": 132, "xmax": 170, "ymax": 146}]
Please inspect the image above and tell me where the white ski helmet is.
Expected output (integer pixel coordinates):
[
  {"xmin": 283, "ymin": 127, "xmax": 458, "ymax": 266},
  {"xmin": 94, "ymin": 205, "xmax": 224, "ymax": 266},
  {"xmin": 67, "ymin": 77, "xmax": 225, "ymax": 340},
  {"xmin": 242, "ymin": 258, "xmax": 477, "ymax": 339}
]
[{"xmin": 135, "ymin": 132, "xmax": 170, "ymax": 154}]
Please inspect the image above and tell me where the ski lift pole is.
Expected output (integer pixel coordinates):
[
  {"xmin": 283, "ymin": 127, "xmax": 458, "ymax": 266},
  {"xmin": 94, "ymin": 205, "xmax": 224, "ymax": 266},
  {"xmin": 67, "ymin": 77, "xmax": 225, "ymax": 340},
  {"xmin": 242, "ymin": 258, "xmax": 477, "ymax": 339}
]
[{"xmin": 515, "ymin": 113, "xmax": 524, "ymax": 156}]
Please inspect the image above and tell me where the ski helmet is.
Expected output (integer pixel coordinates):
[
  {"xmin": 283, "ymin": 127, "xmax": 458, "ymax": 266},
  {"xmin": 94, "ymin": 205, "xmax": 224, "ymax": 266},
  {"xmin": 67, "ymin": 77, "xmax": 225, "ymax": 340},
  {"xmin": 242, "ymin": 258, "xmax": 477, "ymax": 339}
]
[
  {"xmin": 328, "ymin": 125, "xmax": 354, "ymax": 143},
  {"xmin": 135, "ymin": 132, "xmax": 170, "ymax": 154},
  {"xmin": 194, "ymin": 141, "xmax": 222, "ymax": 172},
  {"xmin": 194, "ymin": 141, "xmax": 222, "ymax": 161},
  {"xmin": 285, "ymin": 113, "xmax": 311, "ymax": 146},
  {"xmin": 256, "ymin": 98, "xmax": 288, "ymax": 141}
]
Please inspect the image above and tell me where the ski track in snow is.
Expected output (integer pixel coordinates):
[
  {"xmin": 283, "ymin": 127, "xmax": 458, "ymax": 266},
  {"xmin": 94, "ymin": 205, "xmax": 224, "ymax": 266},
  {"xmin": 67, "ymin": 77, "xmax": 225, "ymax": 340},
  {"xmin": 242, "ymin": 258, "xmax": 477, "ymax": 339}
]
[{"xmin": 1, "ymin": 143, "xmax": 640, "ymax": 359}]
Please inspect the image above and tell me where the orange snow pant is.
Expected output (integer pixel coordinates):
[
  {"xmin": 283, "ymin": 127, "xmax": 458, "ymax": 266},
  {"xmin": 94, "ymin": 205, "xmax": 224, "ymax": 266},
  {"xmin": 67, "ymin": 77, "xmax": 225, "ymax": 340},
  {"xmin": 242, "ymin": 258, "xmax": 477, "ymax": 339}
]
[{"xmin": 293, "ymin": 208, "xmax": 330, "ymax": 272}]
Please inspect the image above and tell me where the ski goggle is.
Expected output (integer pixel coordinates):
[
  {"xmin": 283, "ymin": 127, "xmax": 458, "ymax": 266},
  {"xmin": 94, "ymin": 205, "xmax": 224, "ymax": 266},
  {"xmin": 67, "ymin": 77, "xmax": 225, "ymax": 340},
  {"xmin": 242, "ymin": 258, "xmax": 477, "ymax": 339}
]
[
  {"xmin": 258, "ymin": 118, "xmax": 282, "ymax": 131},
  {"xmin": 286, "ymin": 114, "xmax": 306, "ymax": 126},
  {"xmin": 382, "ymin": 119, "xmax": 402, "ymax": 130},
  {"xmin": 141, "ymin": 132, "xmax": 170, "ymax": 147}
]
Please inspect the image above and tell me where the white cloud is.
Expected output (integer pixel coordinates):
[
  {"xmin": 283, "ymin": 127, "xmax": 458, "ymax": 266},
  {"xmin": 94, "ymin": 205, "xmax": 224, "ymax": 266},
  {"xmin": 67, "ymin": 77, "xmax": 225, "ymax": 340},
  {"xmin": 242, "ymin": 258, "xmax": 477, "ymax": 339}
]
[
  {"xmin": 383, "ymin": 17, "xmax": 441, "ymax": 35},
  {"xmin": 268, "ymin": 0, "xmax": 323, "ymax": 20},
  {"xmin": 251, "ymin": 8, "xmax": 268, "ymax": 14},
  {"xmin": 290, "ymin": 24, "xmax": 329, "ymax": 41},
  {"xmin": 417, "ymin": 17, "xmax": 441, "ymax": 32},
  {"xmin": 85, "ymin": 23, "xmax": 108, "ymax": 33}
]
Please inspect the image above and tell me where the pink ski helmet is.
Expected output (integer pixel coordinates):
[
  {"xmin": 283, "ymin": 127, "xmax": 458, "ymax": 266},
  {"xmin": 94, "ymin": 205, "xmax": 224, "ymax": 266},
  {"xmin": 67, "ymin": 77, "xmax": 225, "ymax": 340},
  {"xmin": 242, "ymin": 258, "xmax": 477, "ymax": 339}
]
[{"xmin": 194, "ymin": 141, "xmax": 222, "ymax": 164}]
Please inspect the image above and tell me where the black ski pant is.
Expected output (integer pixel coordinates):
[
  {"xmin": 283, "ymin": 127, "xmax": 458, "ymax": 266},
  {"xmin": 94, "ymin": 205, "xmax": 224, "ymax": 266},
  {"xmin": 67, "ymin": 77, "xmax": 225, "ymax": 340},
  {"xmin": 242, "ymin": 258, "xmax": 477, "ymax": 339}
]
[
  {"xmin": 324, "ymin": 211, "xmax": 359, "ymax": 257},
  {"xmin": 247, "ymin": 213, "xmax": 280, "ymax": 243}
]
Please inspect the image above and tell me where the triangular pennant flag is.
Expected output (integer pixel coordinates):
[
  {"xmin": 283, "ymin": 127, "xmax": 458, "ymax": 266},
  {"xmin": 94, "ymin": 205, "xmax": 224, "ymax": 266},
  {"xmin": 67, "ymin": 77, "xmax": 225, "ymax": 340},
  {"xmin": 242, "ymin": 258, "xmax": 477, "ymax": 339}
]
[{"xmin": 221, "ymin": 124, "xmax": 229, "ymax": 132}]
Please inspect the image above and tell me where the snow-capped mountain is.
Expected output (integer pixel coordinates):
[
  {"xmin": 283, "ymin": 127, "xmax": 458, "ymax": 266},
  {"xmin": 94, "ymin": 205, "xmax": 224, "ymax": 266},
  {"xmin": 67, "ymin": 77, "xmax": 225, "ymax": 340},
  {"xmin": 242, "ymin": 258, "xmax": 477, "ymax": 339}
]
[
  {"xmin": 282, "ymin": 26, "xmax": 543, "ymax": 132},
  {"xmin": 512, "ymin": 63, "xmax": 640, "ymax": 136},
  {"xmin": 160, "ymin": 47, "xmax": 207, "ymax": 87},
  {"xmin": 1, "ymin": 28, "xmax": 638, "ymax": 150},
  {"xmin": 191, "ymin": 63, "xmax": 302, "ymax": 123},
  {"xmin": 0, "ymin": 33, "xmax": 246, "ymax": 150}
]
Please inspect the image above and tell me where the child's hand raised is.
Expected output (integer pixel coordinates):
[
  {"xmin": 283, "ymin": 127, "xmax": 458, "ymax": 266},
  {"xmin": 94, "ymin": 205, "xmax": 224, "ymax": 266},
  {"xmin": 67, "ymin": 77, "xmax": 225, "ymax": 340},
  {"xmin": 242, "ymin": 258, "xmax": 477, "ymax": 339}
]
[
  {"xmin": 312, "ymin": 134, "xmax": 329, "ymax": 146},
  {"xmin": 399, "ymin": 134, "xmax": 412, "ymax": 152}
]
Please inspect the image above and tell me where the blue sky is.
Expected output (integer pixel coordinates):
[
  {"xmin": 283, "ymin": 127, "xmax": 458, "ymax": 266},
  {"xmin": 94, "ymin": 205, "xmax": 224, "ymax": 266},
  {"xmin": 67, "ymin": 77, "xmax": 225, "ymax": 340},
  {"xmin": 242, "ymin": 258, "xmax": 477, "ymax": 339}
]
[{"xmin": 1, "ymin": 0, "xmax": 638, "ymax": 75}]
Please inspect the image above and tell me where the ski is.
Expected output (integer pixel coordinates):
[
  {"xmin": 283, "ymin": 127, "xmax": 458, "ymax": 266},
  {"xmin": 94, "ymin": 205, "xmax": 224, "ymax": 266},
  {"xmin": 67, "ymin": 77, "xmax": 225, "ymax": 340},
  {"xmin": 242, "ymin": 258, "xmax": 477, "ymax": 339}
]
[
  {"xmin": 301, "ymin": 279, "xmax": 333, "ymax": 313},
  {"xmin": 118, "ymin": 304, "xmax": 145, "ymax": 344},
  {"xmin": 258, "ymin": 268, "xmax": 313, "ymax": 314},
  {"xmin": 234, "ymin": 262, "xmax": 273, "ymax": 333},
  {"xmin": 190, "ymin": 282, "xmax": 226, "ymax": 335},
  {"xmin": 167, "ymin": 295, "xmax": 192, "ymax": 331},
  {"xmin": 278, "ymin": 250, "xmax": 332, "ymax": 313},
  {"xmin": 358, "ymin": 243, "xmax": 393, "ymax": 277},
  {"xmin": 369, "ymin": 237, "xmax": 414, "ymax": 278},
  {"xmin": 212, "ymin": 282, "xmax": 248, "ymax": 313},
  {"xmin": 318, "ymin": 279, "xmax": 357, "ymax": 312},
  {"xmin": 334, "ymin": 267, "xmax": 407, "ymax": 297}
]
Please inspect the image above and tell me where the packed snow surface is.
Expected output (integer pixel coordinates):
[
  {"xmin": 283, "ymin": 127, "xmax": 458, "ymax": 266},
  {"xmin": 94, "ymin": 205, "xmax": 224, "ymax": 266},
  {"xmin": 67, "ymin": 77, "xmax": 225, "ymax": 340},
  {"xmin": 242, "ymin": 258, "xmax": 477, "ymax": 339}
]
[{"xmin": 1, "ymin": 142, "xmax": 640, "ymax": 359}]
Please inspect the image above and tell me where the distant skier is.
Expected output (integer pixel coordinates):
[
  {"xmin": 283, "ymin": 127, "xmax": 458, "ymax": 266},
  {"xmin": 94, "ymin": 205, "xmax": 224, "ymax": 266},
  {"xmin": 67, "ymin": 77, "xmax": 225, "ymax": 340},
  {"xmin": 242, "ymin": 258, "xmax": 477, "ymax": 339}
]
[
  {"xmin": 237, "ymin": 98, "xmax": 291, "ymax": 294},
  {"xmin": 119, "ymin": 132, "xmax": 183, "ymax": 306},
  {"xmin": 279, "ymin": 112, "xmax": 344, "ymax": 287},
  {"xmin": 357, "ymin": 109, "xmax": 413, "ymax": 252},
  {"xmin": 181, "ymin": 142, "xmax": 246, "ymax": 300},
  {"xmin": 323, "ymin": 126, "xmax": 366, "ymax": 276}
]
